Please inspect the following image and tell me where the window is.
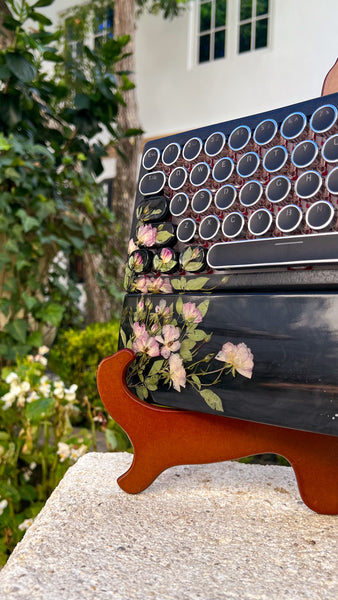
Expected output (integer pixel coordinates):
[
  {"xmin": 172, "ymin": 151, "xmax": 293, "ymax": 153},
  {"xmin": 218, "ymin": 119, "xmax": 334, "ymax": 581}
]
[
  {"xmin": 238, "ymin": 0, "xmax": 269, "ymax": 53},
  {"xmin": 64, "ymin": 5, "xmax": 114, "ymax": 59},
  {"xmin": 93, "ymin": 7, "xmax": 114, "ymax": 49},
  {"xmin": 198, "ymin": 0, "xmax": 227, "ymax": 63}
]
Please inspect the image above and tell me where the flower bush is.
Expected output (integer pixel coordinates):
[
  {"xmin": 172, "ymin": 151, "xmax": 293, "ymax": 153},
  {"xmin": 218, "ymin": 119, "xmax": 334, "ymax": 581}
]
[{"xmin": 0, "ymin": 348, "xmax": 96, "ymax": 565}]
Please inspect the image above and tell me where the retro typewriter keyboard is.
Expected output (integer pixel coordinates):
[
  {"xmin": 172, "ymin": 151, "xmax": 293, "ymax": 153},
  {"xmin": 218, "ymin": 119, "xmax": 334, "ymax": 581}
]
[{"xmin": 129, "ymin": 94, "xmax": 338, "ymax": 278}]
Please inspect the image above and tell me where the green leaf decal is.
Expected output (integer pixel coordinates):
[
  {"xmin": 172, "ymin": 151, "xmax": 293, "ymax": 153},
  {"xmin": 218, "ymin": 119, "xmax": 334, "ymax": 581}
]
[
  {"xmin": 185, "ymin": 277, "xmax": 210, "ymax": 291},
  {"xmin": 197, "ymin": 300, "xmax": 209, "ymax": 318},
  {"xmin": 199, "ymin": 390, "xmax": 224, "ymax": 412}
]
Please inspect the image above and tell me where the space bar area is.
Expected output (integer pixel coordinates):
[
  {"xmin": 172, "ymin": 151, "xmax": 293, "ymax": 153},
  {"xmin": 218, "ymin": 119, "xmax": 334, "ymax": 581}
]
[{"xmin": 207, "ymin": 233, "xmax": 338, "ymax": 269}]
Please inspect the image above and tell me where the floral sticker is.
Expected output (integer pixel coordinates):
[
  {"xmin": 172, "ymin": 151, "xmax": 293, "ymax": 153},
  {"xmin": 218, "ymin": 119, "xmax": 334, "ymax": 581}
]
[{"xmin": 121, "ymin": 297, "xmax": 254, "ymax": 411}]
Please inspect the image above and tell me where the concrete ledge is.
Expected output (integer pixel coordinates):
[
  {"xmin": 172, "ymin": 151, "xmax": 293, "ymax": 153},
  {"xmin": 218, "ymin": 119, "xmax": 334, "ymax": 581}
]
[{"xmin": 0, "ymin": 453, "xmax": 337, "ymax": 600}]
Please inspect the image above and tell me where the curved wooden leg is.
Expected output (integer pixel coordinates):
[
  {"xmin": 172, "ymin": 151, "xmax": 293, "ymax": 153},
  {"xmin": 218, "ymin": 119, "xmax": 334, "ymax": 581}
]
[{"xmin": 97, "ymin": 349, "xmax": 338, "ymax": 514}]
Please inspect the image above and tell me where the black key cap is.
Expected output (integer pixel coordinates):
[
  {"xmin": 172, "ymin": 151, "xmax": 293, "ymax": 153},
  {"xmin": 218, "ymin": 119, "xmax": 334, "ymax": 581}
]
[
  {"xmin": 281, "ymin": 112, "xmax": 306, "ymax": 140},
  {"xmin": 183, "ymin": 137, "xmax": 202, "ymax": 161},
  {"xmin": 305, "ymin": 201, "xmax": 334, "ymax": 230},
  {"xmin": 153, "ymin": 247, "xmax": 178, "ymax": 273},
  {"xmin": 326, "ymin": 166, "xmax": 338, "ymax": 194},
  {"xmin": 204, "ymin": 131, "xmax": 226, "ymax": 156},
  {"xmin": 214, "ymin": 185, "xmax": 237, "ymax": 210},
  {"xmin": 239, "ymin": 180, "xmax": 263, "ymax": 207},
  {"xmin": 177, "ymin": 218, "xmax": 196, "ymax": 243},
  {"xmin": 207, "ymin": 232, "xmax": 338, "ymax": 269},
  {"xmin": 263, "ymin": 146, "xmax": 288, "ymax": 172},
  {"xmin": 142, "ymin": 147, "xmax": 160, "ymax": 170},
  {"xmin": 212, "ymin": 157, "xmax": 234, "ymax": 182},
  {"xmin": 253, "ymin": 119, "xmax": 278, "ymax": 145},
  {"xmin": 136, "ymin": 196, "xmax": 168, "ymax": 222},
  {"xmin": 248, "ymin": 208, "xmax": 273, "ymax": 236},
  {"xmin": 180, "ymin": 245, "xmax": 206, "ymax": 272},
  {"xmin": 139, "ymin": 171, "xmax": 165, "ymax": 195},
  {"xmin": 322, "ymin": 135, "xmax": 338, "ymax": 163},
  {"xmin": 128, "ymin": 249, "xmax": 152, "ymax": 273},
  {"xmin": 295, "ymin": 170, "xmax": 322, "ymax": 199},
  {"xmin": 170, "ymin": 192, "xmax": 189, "ymax": 216},
  {"xmin": 266, "ymin": 176, "xmax": 291, "ymax": 203},
  {"xmin": 228, "ymin": 125, "xmax": 251, "ymax": 151},
  {"xmin": 199, "ymin": 215, "xmax": 220, "ymax": 240},
  {"xmin": 168, "ymin": 166, "xmax": 188, "ymax": 190},
  {"xmin": 190, "ymin": 162, "xmax": 210, "ymax": 186},
  {"xmin": 291, "ymin": 140, "xmax": 318, "ymax": 168},
  {"xmin": 222, "ymin": 212, "xmax": 245, "ymax": 238},
  {"xmin": 162, "ymin": 142, "xmax": 181, "ymax": 166},
  {"xmin": 191, "ymin": 189, "xmax": 212, "ymax": 213},
  {"xmin": 237, "ymin": 152, "xmax": 260, "ymax": 178},
  {"xmin": 276, "ymin": 204, "xmax": 302, "ymax": 233},
  {"xmin": 310, "ymin": 104, "xmax": 337, "ymax": 133}
]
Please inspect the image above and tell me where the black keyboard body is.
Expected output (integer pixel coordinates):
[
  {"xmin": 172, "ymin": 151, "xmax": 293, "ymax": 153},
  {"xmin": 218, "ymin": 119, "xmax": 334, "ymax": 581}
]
[{"xmin": 121, "ymin": 94, "xmax": 338, "ymax": 437}]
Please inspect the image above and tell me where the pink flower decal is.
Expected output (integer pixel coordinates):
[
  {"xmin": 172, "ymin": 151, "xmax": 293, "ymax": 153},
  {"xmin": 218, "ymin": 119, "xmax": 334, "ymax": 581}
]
[
  {"xmin": 147, "ymin": 276, "xmax": 173, "ymax": 294},
  {"xmin": 169, "ymin": 353, "xmax": 186, "ymax": 392},
  {"xmin": 128, "ymin": 239, "xmax": 138, "ymax": 254},
  {"xmin": 156, "ymin": 324, "xmax": 181, "ymax": 359},
  {"xmin": 155, "ymin": 299, "xmax": 170, "ymax": 316},
  {"xmin": 135, "ymin": 276, "xmax": 148, "ymax": 294},
  {"xmin": 137, "ymin": 224, "xmax": 157, "ymax": 247},
  {"xmin": 181, "ymin": 302, "xmax": 203, "ymax": 323},
  {"xmin": 132, "ymin": 321, "xmax": 146, "ymax": 339},
  {"xmin": 215, "ymin": 342, "xmax": 254, "ymax": 379},
  {"xmin": 160, "ymin": 248, "xmax": 172, "ymax": 263},
  {"xmin": 133, "ymin": 333, "xmax": 160, "ymax": 357}
]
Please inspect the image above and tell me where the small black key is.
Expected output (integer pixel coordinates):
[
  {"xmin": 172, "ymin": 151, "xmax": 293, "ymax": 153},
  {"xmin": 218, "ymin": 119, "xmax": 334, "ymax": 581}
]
[
  {"xmin": 306, "ymin": 201, "xmax": 334, "ymax": 230},
  {"xmin": 153, "ymin": 247, "xmax": 178, "ymax": 273},
  {"xmin": 295, "ymin": 170, "xmax": 322, "ymax": 199},
  {"xmin": 239, "ymin": 180, "xmax": 263, "ymax": 207},
  {"xmin": 276, "ymin": 204, "xmax": 303, "ymax": 233},
  {"xmin": 322, "ymin": 134, "xmax": 338, "ymax": 163},
  {"xmin": 281, "ymin": 112, "xmax": 306, "ymax": 140},
  {"xmin": 190, "ymin": 162, "xmax": 210, "ymax": 186},
  {"xmin": 310, "ymin": 104, "xmax": 337, "ymax": 133},
  {"xmin": 191, "ymin": 189, "xmax": 212, "ymax": 213},
  {"xmin": 170, "ymin": 192, "xmax": 189, "ymax": 216},
  {"xmin": 222, "ymin": 212, "xmax": 245, "ymax": 238},
  {"xmin": 248, "ymin": 208, "xmax": 273, "ymax": 236},
  {"xmin": 128, "ymin": 249, "xmax": 152, "ymax": 273},
  {"xmin": 263, "ymin": 146, "xmax": 288, "ymax": 172},
  {"xmin": 253, "ymin": 119, "xmax": 278, "ymax": 145},
  {"xmin": 237, "ymin": 152, "xmax": 260, "ymax": 178},
  {"xmin": 199, "ymin": 215, "xmax": 220, "ymax": 240},
  {"xmin": 214, "ymin": 185, "xmax": 237, "ymax": 210},
  {"xmin": 177, "ymin": 218, "xmax": 196, "ymax": 243},
  {"xmin": 291, "ymin": 140, "xmax": 318, "ymax": 168},
  {"xmin": 228, "ymin": 125, "xmax": 251, "ymax": 151},
  {"xmin": 162, "ymin": 142, "xmax": 180, "ymax": 166},
  {"xmin": 212, "ymin": 157, "xmax": 234, "ymax": 182},
  {"xmin": 168, "ymin": 166, "xmax": 188, "ymax": 190},
  {"xmin": 142, "ymin": 147, "xmax": 160, "ymax": 170},
  {"xmin": 180, "ymin": 245, "xmax": 206, "ymax": 272},
  {"xmin": 326, "ymin": 166, "xmax": 338, "ymax": 194},
  {"xmin": 204, "ymin": 131, "xmax": 226, "ymax": 156},
  {"xmin": 139, "ymin": 171, "xmax": 165, "ymax": 195},
  {"xmin": 136, "ymin": 196, "xmax": 168, "ymax": 223},
  {"xmin": 183, "ymin": 137, "xmax": 202, "ymax": 161},
  {"xmin": 266, "ymin": 176, "xmax": 291, "ymax": 203}
]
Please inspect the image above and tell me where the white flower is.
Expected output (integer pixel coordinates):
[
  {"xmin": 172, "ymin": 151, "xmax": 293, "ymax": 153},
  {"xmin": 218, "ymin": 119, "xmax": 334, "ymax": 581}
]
[
  {"xmin": 5, "ymin": 372, "xmax": 19, "ymax": 385},
  {"xmin": 38, "ymin": 345, "xmax": 49, "ymax": 355},
  {"xmin": 18, "ymin": 518, "xmax": 34, "ymax": 531},
  {"xmin": 0, "ymin": 499, "xmax": 8, "ymax": 515},
  {"xmin": 20, "ymin": 381, "xmax": 30, "ymax": 393},
  {"xmin": 70, "ymin": 445, "xmax": 87, "ymax": 461},
  {"xmin": 57, "ymin": 442, "xmax": 71, "ymax": 462},
  {"xmin": 1, "ymin": 390, "xmax": 17, "ymax": 409},
  {"xmin": 64, "ymin": 384, "xmax": 78, "ymax": 402},
  {"xmin": 39, "ymin": 375, "xmax": 51, "ymax": 397},
  {"xmin": 26, "ymin": 391, "xmax": 38, "ymax": 403}
]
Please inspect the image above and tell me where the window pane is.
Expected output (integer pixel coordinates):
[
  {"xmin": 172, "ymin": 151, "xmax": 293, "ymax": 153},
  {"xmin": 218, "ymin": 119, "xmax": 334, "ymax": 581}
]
[
  {"xmin": 214, "ymin": 29, "xmax": 226, "ymax": 59},
  {"xmin": 256, "ymin": 0, "xmax": 269, "ymax": 16},
  {"xmin": 240, "ymin": 0, "xmax": 252, "ymax": 21},
  {"xmin": 199, "ymin": 33, "xmax": 211, "ymax": 62},
  {"xmin": 255, "ymin": 18, "xmax": 268, "ymax": 49},
  {"xmin": 239, "ymin": 22, "xmax": 251, "ymax": 52},
  {"xmin": 200, "ymin": 2, "xmax": 212, "ymax": 32},
  {"xmin": 215, "ymin": 0, "xmax": 227, "ymax": 28},
  {"xmin": 107, "ymin": 7, "xmax": 114, "ymax": 29}
]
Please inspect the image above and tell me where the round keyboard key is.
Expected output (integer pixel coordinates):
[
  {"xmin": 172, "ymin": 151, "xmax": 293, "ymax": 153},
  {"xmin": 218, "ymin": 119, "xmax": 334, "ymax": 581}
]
[
  {"xmin": 142, "ymin": 147, "xmax": 160, "ymax": 170},
  {"xmin": 136, "ymin": 196, "xmax": 168, "ymax": 223},
  {"xmin": 248, "ymin": 208, "xmax": 273, "ymax": 236},
  {"xmin": 305, "ymin": 201, "xmax": 334, "ymax": 230},
  {"xmin": 239, "ymin": 180, "xmax": 263, "ymax": 207},
  {"xmin": 153, "ymin": 247, "xmax": 178, "ymax": 273},
  {"xmin": 212, "ymin": 157, "xmax": 234, "ymax": 182},
  {"xmin": 162, "ymin": 142, "xmax": 180, "ymax": 166},
  {"xmin": 325, "ymin": 166, "xmax": 338, "ymax": 195},
  {"xmin": 199, "ymin": 215, "xmax": 220, "ymax": 240},
  {"xmin": 291, "ymin": 140, "xmax": 318, "ymax": 168},
  {"xmin": 191, "ymin": 188, "xmax": 212, "ymax": 213},
  {"xmin": 214, "ymin": 185, "xmax": 237, "ymax": 210},
  {"xmin": 169, "ymin": 192, "xmax": 189, "ymax": 216},
  {"xmin": 228, "ymin": 125, "xmax": 251, "ymax": 151},
  {"xmin": 322, "ymin": 134, "xmax": 338, "ymax": 163},
  {"xmin": 222, "ymin": 212, "xmax": 245, "ymax": 238},
  {"xmin": 177, "ymin": 218, "xmax": 196, "ymax": 243},
  {"xmin": 253, "ymin": 119, "xmax": 278, "ymax": 145},
  {"xmin": 182, "ymin": 137, "xmax": 202, "ymax": 161},
  {"xmin": 139, "ymin": 171, "xmax": 166, "ymax": 195},
  {"xmin": 237, "ymin": 152, "xmax": 260, "ymax": 178},
  {"xmin": 310, "ymin": 104, "xmax": 337, "ymax": 133},
  {"xmin": 266, "ymin": 176, "xmax": 291, "ymax": 203},
  {"xmin": 128, "ymin": 249, "xmax": 152, "ymax": 273},
  {"xmin": 180, "ymin": 245, "xmax": 206, "ymax": 272},
  {"xmin": 168, "ymin": 166, "xmax": 188, "ymax": 191},
  {"xmin": 190, "ymin": 162, "xmax": 210, "ymax": 186},
  {"xmin": 295, "ymin": 170, "xmax": 322, "ymax": 199},
  {"xmin": 263, "ymin": 145, "xmax": 288, "ymax": 173},
  {"xmin": 276, "ymin": 204, "xmax": 302, "ymax": 233},
  {"xmin": 204, "ymin": 131, "xmax": 226, "ymax": 156},
  {"xmin": 281, "ymin": 112, "xmax": 307, "ymax": 140}
]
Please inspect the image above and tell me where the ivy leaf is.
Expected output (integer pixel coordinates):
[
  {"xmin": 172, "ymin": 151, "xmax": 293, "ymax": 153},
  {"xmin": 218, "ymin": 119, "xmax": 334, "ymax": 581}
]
[
  {"xmin": 6, "ymin": 53, "xmax": 37, "ymax": 82},
  {"xmin": 16, "ymin": 209, "xmax": 39, "ymax": 232},
  {"xmin": 4, "ymin": 319, "xmax": 28, "ymax": 343},
  {"xmin": 36, "ymin": 303, "xmax": 64, "ymax": 326},
  {"xmin": 199, "ymin": 390, "xmax": 224, "ymax": 412},
  {"xmin": 27, "ymin": 331, "xmax": 43, "ymax": 348}
]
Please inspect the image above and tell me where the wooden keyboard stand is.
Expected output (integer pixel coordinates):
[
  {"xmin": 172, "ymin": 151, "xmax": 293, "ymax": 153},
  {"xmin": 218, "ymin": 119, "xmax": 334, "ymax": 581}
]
[{"xmin": 97, "ymin": 349, "xmax": 338, "ymax": 514}]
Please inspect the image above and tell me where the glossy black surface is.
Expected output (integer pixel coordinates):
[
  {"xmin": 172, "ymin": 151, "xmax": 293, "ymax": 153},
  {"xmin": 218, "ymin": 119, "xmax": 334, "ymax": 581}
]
[{"xmin": 120, "ymin": 292, "xmax": 338, "ymax": 437}]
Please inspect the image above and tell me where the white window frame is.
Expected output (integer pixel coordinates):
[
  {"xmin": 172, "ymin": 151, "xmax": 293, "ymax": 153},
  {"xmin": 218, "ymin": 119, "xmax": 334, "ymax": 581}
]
[
  {"xmin": 197, "ymin": 0, "xmax": 228, "ymax": 64},
  {"xmin": 237, "ymin": 0, "xmax": 270, "ymax": 54}
]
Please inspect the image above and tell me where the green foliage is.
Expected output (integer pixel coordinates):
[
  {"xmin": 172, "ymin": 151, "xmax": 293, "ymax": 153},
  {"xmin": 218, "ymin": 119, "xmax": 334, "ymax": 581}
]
[{"xmin": 135, "ymin": 0, "xmax": 191, "ymax": 19}]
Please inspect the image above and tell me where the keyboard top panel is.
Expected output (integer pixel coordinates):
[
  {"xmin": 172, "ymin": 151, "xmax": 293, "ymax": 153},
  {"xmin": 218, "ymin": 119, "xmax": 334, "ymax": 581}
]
[{"xmin": 125, "ymin": 94, "xmax": 338, "ymax": 294}]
